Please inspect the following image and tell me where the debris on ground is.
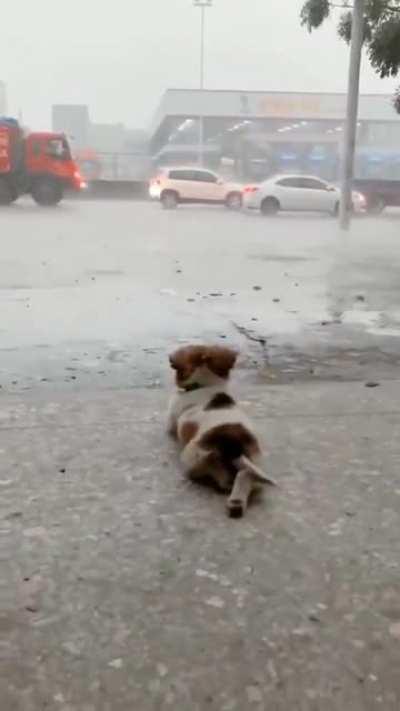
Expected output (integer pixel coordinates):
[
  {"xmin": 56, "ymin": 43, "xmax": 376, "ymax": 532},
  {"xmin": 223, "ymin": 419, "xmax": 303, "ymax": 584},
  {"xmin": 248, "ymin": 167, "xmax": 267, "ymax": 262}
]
[{"xmin": 233, "ymin": 322, "xmax": 268, "ymax": 348}]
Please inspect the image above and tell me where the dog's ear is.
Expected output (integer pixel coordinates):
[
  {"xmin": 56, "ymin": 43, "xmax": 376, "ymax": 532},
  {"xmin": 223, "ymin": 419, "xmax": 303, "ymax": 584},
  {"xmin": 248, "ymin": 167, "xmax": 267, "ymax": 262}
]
[
  {"xmin": 169, "ymin": 353, "xmax": 178, "ymax": 370},
  {"xmin": 169, "ymin": 350, "xmax": 186, "ymax": 371},
  {"xmin": 169, "ymin": 346, "xmax": 206, "ymax": 371},
  {"xmin": 204, "ymin": 346, "xmax": 238, "ymax": 378}
]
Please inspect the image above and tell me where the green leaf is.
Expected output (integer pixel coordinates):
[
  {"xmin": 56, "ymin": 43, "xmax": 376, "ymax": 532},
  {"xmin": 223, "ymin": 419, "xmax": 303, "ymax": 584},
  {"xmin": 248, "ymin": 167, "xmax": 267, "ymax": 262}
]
[
  {"xmin": 366, "ymin": 0, "xmax": 400, "ymax": 22},
  {"xmin": 301, "ymin": 0, "xmax": 400, "ymax": 107},
  {"xmin": 337, "ymin": 11, "xmax": 373, "ymax": 44},
  {"xmin": 337, "ymin": 10, "xmax": 352, "ymax": 42},
  {"xmin": 393, "ymin": 85, "xmax": 400, "ymax": 112},
  {"xmin": 300, "ymin": 0, "xmax": 330, "ymax": 32},
  {"xmin": 368, "ymin": 17, "xmax": 400, "ymax": 76}
]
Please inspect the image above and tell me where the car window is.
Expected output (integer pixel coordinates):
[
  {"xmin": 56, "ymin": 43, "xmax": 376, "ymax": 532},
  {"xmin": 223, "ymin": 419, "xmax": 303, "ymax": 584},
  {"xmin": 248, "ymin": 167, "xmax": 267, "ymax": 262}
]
[
  {"xmin": 169, "ymin": 170, "xmax": 194, "ymax": 181},
  {"xmin": 276, "ymin": 177, "xmax": 303, "ymax": 188},
  {"xmin": 192, "ymin": 170, "xmax": 218, "ymax": 183},
  {"xmin": 300, "ymin": 178, "xmax": 328, "ymax": 190}
]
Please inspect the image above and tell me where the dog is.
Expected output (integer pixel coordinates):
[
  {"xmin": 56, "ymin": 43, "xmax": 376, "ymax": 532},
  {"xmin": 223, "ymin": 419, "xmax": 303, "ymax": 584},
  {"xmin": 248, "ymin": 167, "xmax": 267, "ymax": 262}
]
[{"xmin": 167, "ymin": 344, "xmax": 275, "ymax": 517}]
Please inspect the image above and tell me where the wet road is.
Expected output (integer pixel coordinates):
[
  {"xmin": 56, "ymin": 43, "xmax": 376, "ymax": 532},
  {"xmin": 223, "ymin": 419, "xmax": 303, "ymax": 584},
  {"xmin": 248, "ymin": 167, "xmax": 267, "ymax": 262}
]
[{"xmin": 1, "ymin": 200, "xmax": 400, "ymax": 393}]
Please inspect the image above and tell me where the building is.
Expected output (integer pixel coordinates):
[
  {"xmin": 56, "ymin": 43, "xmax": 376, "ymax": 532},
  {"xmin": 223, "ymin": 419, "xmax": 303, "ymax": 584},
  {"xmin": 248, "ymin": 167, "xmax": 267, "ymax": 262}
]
[
  {"xmin": 0, "ymin": 81, "xmax": 7, "ymax": 115},
  {"xmin": 52, "ymin": 104, "xmax": 150, "ymax": 180},
  {"xmin": 52, "ymin": 104, "xmax": 90, "ymax": 151},
  {"xmin": 150, "ymin": 89, "xmax": 400, "ymax": 181}
]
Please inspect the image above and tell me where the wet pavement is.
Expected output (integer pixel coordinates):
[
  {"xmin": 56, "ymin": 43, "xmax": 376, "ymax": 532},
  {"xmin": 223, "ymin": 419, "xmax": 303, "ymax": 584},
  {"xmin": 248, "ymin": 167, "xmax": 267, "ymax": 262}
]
[
  {"xmin": 1, "ymin": 200, "xmax": 400, "ymax": 392},
  {"xmin": 2, "ymin": 200, "xmax": 400, "ymax": 710}
]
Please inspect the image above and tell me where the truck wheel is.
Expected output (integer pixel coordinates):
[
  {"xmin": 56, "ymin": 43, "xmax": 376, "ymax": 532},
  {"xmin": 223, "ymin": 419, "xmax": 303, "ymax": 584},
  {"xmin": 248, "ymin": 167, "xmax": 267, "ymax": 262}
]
[
  {"xmin": 32, "ymin": 179, "xmax": 63, "ymax": 206},
  {"xmin": 0, "ymin": 179, "xmax": 14, "ymax": 205}
]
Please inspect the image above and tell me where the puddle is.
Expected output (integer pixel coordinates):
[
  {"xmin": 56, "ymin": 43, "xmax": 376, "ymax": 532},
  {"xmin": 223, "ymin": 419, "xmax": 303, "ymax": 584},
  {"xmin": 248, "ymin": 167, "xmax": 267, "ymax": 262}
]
[
  {"xmin": 342, "ymin": 309, "xmax": 400, "ymax": 338},
  {"xmin": 342, "ymin": 309, "xmax": 382, "ymax": 327},
  {"xmin": 368, "ymin": 327, "xmax": 400, "ymax": 338}
]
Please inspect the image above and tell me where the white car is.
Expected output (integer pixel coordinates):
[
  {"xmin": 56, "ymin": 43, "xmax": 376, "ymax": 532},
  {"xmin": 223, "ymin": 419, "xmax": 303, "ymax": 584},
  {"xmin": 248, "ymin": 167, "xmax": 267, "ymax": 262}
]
[
  {"xmin": 242, "ymin": 174, "xmax": 366, "ymax": 216},
  {"xmin": 149, "ymin": 167, "xmax": 243, "ymax": 210}
]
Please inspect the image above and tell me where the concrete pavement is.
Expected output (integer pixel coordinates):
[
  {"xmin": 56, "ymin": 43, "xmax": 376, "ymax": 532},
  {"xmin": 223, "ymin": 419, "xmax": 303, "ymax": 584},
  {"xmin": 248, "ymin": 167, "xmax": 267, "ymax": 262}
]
[{"xmin": 2, "ymin": 380, "xmax": 400, "ymax": 710}]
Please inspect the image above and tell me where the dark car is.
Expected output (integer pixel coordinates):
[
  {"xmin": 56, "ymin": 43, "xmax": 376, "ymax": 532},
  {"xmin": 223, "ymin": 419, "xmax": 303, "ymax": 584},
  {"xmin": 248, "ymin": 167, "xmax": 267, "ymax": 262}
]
[{"xmin": 352, "ymin": 179, "xmax": 400, "ymax": 214}]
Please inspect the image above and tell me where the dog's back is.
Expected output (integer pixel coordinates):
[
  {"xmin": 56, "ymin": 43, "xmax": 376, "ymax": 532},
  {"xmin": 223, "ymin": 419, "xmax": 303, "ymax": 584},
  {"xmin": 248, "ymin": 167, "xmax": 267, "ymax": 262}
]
[{"xmin": 199, "ymin": 420, "xmax": 260, "ymax": 464}]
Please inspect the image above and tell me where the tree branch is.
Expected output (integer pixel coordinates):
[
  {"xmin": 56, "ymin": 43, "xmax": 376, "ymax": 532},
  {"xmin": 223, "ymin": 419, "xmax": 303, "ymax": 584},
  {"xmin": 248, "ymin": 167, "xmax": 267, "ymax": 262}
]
[{"xmin": 330, "ymin": 1, "xmax": 400, "ymax": 10}]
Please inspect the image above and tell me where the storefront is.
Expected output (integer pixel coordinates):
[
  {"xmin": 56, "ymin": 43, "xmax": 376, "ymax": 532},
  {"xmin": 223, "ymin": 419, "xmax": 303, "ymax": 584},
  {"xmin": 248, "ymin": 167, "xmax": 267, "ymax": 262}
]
[{"xmin": 150, "ymin": 89, "xmax": 400, "ymax": 181}]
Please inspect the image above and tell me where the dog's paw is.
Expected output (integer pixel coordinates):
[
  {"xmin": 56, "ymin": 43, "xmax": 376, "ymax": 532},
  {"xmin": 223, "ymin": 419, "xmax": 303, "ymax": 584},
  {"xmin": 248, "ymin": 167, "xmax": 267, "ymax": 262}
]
[{"xmin": 226, "ymin": 499, "xmax": 244, "ymax": 519}]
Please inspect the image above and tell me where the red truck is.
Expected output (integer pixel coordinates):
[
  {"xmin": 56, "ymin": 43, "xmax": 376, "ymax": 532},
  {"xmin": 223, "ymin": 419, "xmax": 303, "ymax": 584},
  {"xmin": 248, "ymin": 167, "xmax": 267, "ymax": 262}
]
[{"xmin": 0, "ymin": 117, "xmax": 84, "ymax": 206}]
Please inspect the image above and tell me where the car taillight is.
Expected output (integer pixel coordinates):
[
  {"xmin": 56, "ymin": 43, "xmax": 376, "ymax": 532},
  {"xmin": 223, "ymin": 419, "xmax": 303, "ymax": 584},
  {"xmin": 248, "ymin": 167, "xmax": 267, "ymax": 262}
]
[{"xmin": 243, "ymin": 186, "xmax": 259, "ymax": 194}]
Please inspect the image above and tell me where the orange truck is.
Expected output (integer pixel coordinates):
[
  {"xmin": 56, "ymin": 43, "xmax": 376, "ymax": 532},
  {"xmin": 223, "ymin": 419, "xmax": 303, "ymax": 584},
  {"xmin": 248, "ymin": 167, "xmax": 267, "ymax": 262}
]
[{"xmin": 0, "ymin": 117, "xmax": 85, "ymax": 205}]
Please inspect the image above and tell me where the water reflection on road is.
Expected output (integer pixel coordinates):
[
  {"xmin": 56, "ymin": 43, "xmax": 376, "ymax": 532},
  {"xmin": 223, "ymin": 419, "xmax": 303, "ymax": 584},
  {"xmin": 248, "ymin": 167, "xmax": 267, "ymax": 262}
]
[{"xmin": 1, "ymin": 201, "xmax": 400, "ymax": 392}]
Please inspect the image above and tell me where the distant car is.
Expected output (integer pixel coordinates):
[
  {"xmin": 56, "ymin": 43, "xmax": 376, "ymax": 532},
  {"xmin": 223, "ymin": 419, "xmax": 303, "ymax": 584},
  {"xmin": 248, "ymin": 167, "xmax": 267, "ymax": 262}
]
[
  {"xmin": 242, "ymin": 174, "xmax": 366, "ymax": 216},
  {"xmin": 352, "ymin": 178, "xmax": 400, "ymax": 214},
  {"xmin": 149, "ymin": 167, "xmax": 243, "ymax": 210}
]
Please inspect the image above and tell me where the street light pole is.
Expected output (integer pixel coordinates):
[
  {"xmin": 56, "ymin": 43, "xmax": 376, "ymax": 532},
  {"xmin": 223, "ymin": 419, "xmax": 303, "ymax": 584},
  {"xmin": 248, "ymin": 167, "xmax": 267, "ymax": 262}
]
[
  {"xmin": 193, "ymin": 0, "xmax": 212, "ymax": 166},
  {"xmin": 339, "ymin": 0, "xmax": 365, "ymax": 230}
]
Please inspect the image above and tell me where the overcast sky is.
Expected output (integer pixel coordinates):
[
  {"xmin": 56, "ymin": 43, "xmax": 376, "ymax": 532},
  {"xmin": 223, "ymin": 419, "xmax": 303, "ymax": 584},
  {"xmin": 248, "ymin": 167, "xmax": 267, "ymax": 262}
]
[{"xmin": 2, "ymin": 0, "xmax": 397, "ymax": 130}]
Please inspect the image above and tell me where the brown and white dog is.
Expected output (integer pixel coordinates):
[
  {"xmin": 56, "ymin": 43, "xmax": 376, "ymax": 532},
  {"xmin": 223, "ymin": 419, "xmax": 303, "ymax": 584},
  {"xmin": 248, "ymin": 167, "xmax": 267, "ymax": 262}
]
[{"xmin": 167, "ymin": 344, "xmax": 275, "ymax": 518}]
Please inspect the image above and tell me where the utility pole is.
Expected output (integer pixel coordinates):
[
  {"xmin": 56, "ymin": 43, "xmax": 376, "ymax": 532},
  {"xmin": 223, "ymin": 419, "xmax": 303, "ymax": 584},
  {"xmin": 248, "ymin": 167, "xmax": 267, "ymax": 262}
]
[
  {"xmin": 339, "ymin": 0, "xmax": 365, "ymax": 230},
  {"xmin": 193, "ymin": 0, "xmax": 212, "ymax": 166}
]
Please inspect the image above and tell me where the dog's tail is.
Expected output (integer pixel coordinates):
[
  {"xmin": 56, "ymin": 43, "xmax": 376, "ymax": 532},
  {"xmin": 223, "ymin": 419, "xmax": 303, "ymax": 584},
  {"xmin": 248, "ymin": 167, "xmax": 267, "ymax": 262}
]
[
  {"xmin": 234, "ymin": 454, "xmax": 277, "ymax": 487},
  {"xmin": 227, "ymin": 456, "xmax": 277, "ymax": 519},
  {"xmin": 200, "ymin": 423, "xmax": 276, "ymax": 487}
]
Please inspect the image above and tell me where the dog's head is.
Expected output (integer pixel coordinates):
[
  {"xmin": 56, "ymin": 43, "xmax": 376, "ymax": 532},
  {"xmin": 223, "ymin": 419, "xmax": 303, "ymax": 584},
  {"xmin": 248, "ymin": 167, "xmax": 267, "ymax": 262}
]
[{"xmin": 169, "ymin": 344, "xmax": 238, "ymax": 389}]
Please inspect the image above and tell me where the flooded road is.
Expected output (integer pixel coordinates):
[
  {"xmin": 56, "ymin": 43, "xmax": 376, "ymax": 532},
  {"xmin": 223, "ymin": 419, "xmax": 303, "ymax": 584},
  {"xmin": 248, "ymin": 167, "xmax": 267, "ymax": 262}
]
[{"xmin": 1, "ymin": 200, "xmax": 400, "ymax": 392}]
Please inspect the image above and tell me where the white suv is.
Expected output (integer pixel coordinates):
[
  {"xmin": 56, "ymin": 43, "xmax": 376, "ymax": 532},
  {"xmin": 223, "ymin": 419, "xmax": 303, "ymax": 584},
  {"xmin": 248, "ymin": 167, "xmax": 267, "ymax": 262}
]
[{"xmin": 149, "ymin": 167, "xmax": 243, "ymax": 210}]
